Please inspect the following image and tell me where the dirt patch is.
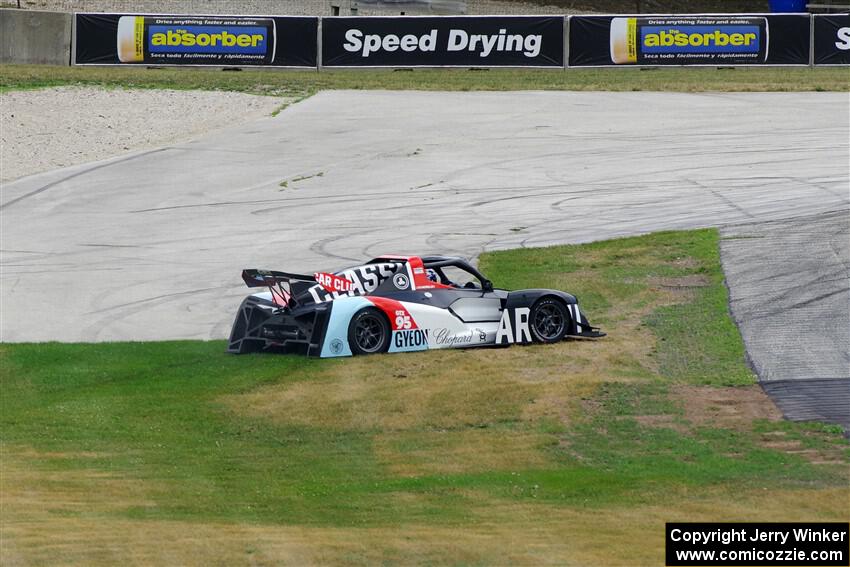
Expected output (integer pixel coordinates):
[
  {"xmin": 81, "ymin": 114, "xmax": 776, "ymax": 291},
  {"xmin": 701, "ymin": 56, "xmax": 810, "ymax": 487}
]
[
  {"xmin": 641, "ymin": 273, "xmax": 711, "ymax": 305},
  {"xmin": 576, "ymin": 383, "xmax": 846, "ymax": 466},
  {"xmin": 672, "ymin": 384, "xmax": 782, "ymax": 429},
  {"xmin": 670, "ymin": 256, "xmax": 701, "ymax": 269},
  {"xmin": 758, "ymin": 431, "xmax": 848, "ymax": 466},
  {"xmin": 671, "ymin": 385, "xmax": 850, "ymax": 465}
]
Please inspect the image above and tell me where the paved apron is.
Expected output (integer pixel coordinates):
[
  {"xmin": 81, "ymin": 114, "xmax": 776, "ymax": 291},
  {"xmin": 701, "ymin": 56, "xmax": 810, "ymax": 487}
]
[
  {"xmin": 2, "ymin": 91, "xmax": 848, "ymax": 344},
  {"xmin": 721, "ymin": 211, "xmax": 850, "ymax": 432}
]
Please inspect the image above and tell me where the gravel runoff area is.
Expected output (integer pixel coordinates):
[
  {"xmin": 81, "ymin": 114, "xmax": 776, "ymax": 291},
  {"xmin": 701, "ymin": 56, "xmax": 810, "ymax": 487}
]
[{"xmin": 0, "ymin": 87, "xmax": 284, "ymax": 183}]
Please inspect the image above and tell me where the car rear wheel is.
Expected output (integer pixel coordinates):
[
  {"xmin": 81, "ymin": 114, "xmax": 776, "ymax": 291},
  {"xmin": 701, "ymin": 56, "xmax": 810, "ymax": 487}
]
[
  {"xmin": 529, "ymin": 298, "xmax": 569, "ymax": 344},
  {"xmin": 348, "ymin": 308, "xmax": 390, "ymax": 355}
]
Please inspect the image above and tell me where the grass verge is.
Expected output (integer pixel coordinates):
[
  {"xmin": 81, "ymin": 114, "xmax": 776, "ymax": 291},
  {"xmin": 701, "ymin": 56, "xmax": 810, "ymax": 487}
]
[
  {"xmin": 1, "ymin": 64, "xmax": 849, "ymax": 96},
  {"xmin": 2, "ymin": 229, "xmax": 848, "ymax": 565}
]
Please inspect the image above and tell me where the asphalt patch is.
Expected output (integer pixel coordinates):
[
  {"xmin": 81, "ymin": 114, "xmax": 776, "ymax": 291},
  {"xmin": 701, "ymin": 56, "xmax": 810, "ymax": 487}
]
[{"xmin": 720, "ymin": 210, "xmax": 850, "ymax": 432}]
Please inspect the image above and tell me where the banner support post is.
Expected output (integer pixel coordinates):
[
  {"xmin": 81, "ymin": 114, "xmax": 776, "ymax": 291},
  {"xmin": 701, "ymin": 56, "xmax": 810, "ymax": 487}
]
[
  {"xmin": 317, "ymin": 16, "xmax": 323, "ymax": 72},
  {"xmin": 809, "ymin": 14, "xmax": 815, "ymax": 67},
  {"xmin": 70, "ymin": 12, "xmax": 77, "ymax": 65}
]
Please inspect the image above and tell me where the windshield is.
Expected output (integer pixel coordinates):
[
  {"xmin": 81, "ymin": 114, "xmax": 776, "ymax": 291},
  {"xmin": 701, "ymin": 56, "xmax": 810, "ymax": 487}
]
[{"xmin": 434, "ymin": 265, "xmax": 482, "ymax": 289}]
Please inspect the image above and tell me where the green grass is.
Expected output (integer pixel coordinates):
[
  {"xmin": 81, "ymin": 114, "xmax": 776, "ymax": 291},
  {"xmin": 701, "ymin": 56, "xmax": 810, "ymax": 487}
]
[
  {"xmin": 2, "ymin": 229, "xmax": 848, "ymax": 563},
  {"xmin": 3, "ymin": 341, "xmax": 841, "ymax": 527},
  {"xmin": 480, "ymin": 229, "xmax": 753, "ymax": 385},
  {"xmin": 1, "ymin": 64, "xmax": 848, "ymax": 96}
]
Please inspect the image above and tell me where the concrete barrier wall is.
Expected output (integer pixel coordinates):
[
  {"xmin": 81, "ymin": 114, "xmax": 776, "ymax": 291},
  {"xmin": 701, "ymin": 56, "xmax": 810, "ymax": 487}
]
[
  {"xmin": 12, "ymin": 1, "xmax": 771, "ymax": 16},
  {"xmin": 0, "ymin": 9, "xmax": 72, "ymax": 65},
  {"xmin": 2, "ymin": 1, "xmax": 576, "ymax": 16}
]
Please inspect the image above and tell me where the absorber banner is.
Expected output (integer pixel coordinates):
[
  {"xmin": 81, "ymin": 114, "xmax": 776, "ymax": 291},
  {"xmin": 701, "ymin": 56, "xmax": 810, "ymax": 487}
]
[
  {"xmin": 569, "ymin": 14, "xmax": 811, "ymax": 66},
  {"xmin": 74, "ymin": 13, "xmax": 317, "ymax": 67}
]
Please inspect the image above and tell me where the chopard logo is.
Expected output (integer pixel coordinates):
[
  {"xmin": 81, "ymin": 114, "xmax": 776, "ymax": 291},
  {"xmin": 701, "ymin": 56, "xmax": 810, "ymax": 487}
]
[{"xmin": 432, "ymin": 328, "xmax": 487, "ymax": 347}]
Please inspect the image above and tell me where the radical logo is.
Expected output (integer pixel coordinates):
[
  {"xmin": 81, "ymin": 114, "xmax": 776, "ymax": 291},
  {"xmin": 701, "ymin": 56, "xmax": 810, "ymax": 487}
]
[{"xmin": 393, "ymin": 273, "xmax": 410, "ymax": 290}]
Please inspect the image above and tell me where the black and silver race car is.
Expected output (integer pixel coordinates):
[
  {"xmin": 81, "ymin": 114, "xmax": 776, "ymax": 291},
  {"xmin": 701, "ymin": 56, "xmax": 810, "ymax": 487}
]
[{"xmin": 228, "ymin": 255, "xmax": 604, "ymax": 357}]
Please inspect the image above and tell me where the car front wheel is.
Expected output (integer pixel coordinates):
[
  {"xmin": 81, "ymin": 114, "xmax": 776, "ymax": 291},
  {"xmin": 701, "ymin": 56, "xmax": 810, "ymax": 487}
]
[{"xmin": 529, "ymin": 298, "xmax": 569, "ymax": 343}]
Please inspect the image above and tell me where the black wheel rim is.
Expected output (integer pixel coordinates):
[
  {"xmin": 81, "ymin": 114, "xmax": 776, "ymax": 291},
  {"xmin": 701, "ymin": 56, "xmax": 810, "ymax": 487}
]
[
  {"xmin": 534, "ymin": 303, "xmax": 565, "ymax": 341},
  {"xmin": 354, "ymin": 314, "xmax": 386, "ymax": 353}
]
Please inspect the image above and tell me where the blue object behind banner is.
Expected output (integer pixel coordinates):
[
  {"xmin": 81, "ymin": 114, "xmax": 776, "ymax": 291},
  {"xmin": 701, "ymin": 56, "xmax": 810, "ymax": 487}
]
[{"xmin": 768, "ymin": 0, "xmax": 808, "ymax": 12}]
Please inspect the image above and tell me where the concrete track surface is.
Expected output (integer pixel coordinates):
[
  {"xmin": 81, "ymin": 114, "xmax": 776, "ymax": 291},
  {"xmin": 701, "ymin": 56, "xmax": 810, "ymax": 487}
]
[{"xmin": 2, "ymin": 91, "xmax": 848, "ymax": 344}]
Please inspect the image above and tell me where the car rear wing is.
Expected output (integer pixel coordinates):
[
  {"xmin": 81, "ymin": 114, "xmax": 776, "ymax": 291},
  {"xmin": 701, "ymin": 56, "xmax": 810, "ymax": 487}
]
[{"xmin": 241, "ymin": 269, "xmax": 317, "ymax": 309}]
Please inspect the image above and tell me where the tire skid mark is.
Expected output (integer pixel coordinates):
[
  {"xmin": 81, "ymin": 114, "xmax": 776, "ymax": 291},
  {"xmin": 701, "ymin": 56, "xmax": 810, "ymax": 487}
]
[
  {"xmin": 687, "ymin": 178, "xmax": 756, "ymax": 220},
  {"xmin": 308, "ymin": 230, "xmax": 374, "ymax": 264},
  {"xmin": 1, "ymin": 148, "xmax": 172, "ymax": 211},
  {"xmin": 85, "ymin": 286, "xmax": 221, "ymax": 316},
  {"xmin": 80, "ymin": 286, "xmax": 224, "ymax": 341},
  {"xmin": 738, "ymin": 287, "xmax": 849, "ymax": 324}
]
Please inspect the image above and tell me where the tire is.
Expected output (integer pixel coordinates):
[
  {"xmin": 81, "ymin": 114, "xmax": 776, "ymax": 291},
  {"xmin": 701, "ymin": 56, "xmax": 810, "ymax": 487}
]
[
  {"xmin": 529, "ymin": 297, "xmax": 569, "ymax": 344},
  {"xmin": 348, "ymin": 308, "xmax": 391, "ymax": 355}
]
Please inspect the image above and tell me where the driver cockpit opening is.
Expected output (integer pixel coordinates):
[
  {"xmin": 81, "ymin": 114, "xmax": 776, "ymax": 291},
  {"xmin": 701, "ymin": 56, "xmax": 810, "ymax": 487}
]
[{"xmin": 421, "ymin": 256, "xmax": 491, "ymax": 291}]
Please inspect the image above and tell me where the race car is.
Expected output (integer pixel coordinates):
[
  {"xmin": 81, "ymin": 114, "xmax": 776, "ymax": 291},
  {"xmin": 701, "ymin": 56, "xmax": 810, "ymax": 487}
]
[{"xmin": 227, "ymin": 255, "xmax": 604, "ymax": 357}]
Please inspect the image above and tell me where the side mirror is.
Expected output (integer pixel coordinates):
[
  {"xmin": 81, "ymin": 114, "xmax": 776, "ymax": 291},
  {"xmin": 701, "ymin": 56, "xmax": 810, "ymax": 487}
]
[{"xmin": 482, "ymin": 279, "xmax": 494, "ymax": 292}]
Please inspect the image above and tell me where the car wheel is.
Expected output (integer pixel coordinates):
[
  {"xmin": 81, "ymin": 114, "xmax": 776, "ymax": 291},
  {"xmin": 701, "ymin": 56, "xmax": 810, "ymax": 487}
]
[
  {"xmin": 348, "ymin": 308, "xmax": 390, "ymax": 355},
  {"xmin": 529, "ymin": 298, "xmax": 569, "ymax": 344}
]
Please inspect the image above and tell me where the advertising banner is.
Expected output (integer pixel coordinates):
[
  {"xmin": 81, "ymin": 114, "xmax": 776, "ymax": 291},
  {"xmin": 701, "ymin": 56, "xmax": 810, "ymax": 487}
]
[
  {"xmin": 74, "ymin": 13, "xmax": 318, "ymax": 67},
  {"xmin": 813, "ymin": 14, "xmax": 850, "ymax": 65},
  {"xmin": 569, "ymin": 14, "xmax": 810, "ymax": 66},
  {"xmin": 321, "ymin": 16, "xmax": 564, "ymax": 67}
]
